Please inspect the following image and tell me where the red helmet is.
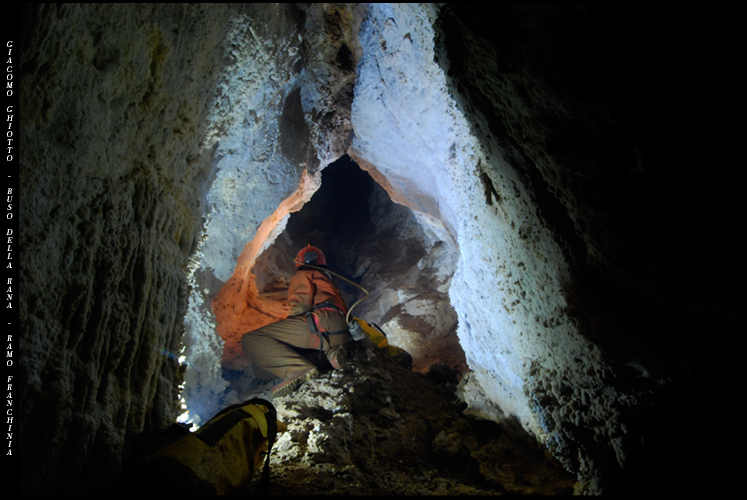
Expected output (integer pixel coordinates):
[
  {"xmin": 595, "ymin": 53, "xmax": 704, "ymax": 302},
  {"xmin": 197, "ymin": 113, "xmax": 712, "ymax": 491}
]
[{"xmin": 295, "ymin": 245, "xmax": 327, "ymax": 268}]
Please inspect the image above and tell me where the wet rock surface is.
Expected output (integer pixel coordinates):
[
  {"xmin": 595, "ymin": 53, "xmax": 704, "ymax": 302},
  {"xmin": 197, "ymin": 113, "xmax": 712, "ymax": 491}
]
[{"xmin": 243, "ymin": 341, "xmax": 575, "ymax": 495}]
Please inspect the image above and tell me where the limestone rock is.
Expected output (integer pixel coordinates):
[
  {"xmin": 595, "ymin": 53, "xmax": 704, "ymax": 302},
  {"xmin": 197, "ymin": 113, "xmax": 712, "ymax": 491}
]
[{"xmin": 247, "ymin": 342, "xmax": 575, "ymax": 496}]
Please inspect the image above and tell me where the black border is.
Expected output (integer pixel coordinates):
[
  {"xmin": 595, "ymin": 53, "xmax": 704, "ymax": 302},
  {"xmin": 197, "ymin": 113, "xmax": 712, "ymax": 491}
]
[{"xmin": 4, "ymin": 45, "xmax": 20, "ymax": 499}]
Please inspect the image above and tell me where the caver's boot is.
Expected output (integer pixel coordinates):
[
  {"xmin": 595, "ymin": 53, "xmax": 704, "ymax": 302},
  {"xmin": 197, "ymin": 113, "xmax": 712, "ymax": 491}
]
[
  {"xmin": 326, "ymin": 344, "xmax": 346, "ymax": 370},
  {"xmin": 271, "ymin": 367, "xmax": 319, "ymax": 398}
]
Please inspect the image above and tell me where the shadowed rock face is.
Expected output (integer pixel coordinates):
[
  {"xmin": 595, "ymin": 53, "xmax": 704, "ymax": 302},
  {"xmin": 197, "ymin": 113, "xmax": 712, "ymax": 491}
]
[
  {"xmin": 249, "ymin": 341, "xmax": 575, "ymax": 496},
  {"xmin": 16, "ymin": 3, "xmax": 734, "ymax": 496}
]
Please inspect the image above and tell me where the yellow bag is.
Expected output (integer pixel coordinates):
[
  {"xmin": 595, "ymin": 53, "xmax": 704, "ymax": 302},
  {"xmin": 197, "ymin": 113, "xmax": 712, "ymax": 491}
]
[
  {"xmin": 135, "ymin": 398, "xmax": 281, "ymax": 495},
  {"xmin": 353, "ymin": 318, "xmax": 413, "ymax": 370}
]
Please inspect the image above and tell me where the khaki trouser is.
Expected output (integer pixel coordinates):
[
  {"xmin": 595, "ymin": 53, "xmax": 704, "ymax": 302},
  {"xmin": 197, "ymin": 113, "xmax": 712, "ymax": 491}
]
[{"xmin": 241, "ymin": 310, "xmax": 349, "ymax": 380}]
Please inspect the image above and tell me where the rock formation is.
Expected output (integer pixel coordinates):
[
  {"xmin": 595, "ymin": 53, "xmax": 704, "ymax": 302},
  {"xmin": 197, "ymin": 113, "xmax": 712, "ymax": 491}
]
[{"xmin": 15, "ymin": 3, "xmax": 735, "ymax": 495}]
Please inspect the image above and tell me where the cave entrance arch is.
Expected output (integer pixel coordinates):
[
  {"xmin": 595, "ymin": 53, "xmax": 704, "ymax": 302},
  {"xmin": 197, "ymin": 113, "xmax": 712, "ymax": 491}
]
[{"xmin": 220, "ymin": 154, "xmax": 465, "ymax": 397}]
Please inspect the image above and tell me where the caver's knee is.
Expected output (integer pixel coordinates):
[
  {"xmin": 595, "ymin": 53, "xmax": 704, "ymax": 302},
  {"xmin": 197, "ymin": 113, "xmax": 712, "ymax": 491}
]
[
  {"xmin": 316, "ymin": 309, "xmax": 348, "ymax": 334},
  {"xmin": 325, "ymin": 331, "xmax": 350, "ymax": 350},
  {"xmin": 240, "ymin": 332, "xmax": 261, "ymax": 357}
]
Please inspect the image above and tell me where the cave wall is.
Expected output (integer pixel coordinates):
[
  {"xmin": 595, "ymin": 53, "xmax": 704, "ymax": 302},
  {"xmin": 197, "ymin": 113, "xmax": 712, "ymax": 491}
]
[
  {"xmin": 180, "ymin": 2, "xmax": 313, "ymax": 424},
  {"xmin": 196, "ymin": 3, "xmax": 368, "ymax": 417},
  {"xmin": 16, "ymin": 4, "xmax": 242, "ymax": 493},
  {"xmin": 16, "ymin": 2, "xmax": 734, "ymax": 495},
  {"xmin": 15, "ymin": 3, "xmax": 334, "ymax": 493},
  {"xmin": 430, "ymin": 5, "xmax": 738, "ymax": 492},
  {"xmin": 349, "ymin": 3, "xmax": 633, "ymax": 485}
]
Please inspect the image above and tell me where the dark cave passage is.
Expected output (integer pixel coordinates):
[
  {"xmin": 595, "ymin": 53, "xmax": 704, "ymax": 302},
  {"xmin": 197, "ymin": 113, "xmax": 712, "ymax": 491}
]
[
  {"xmin": 285, "ymin": 155, "xmax": 376, "ymax": 267},
  {"xmin": 241, "ymin": 152, "xmax": 463, "ymax": 389},
  {"xmin": 252, "ymin": 154, "xmax": 445, "ymax": 324},
  {"xmin": 251, "ymin": 155, "xmax": 382, "ymax": 309},
  {"xmin": 283, "ymin": 155, "xmax": 377, "ymax": 301}
]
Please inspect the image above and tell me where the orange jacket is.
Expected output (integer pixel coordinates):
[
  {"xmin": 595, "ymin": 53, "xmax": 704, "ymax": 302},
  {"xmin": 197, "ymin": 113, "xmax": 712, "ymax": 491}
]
[{"xmin": 287, "ymin": 269, "xmax": 348, "ymax": 318}]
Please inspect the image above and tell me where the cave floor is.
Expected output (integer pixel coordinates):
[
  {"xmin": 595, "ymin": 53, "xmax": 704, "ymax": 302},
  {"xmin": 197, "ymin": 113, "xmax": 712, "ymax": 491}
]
[{"xmin": 242, "ymin": 342, "xmax": 577, "ymax": 495}]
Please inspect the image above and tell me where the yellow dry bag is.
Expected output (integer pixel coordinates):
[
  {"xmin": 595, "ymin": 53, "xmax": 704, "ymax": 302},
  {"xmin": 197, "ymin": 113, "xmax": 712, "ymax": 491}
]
[{"xmin": 134, "ymin": 398, "xmax": 281, "ymax": 495}]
